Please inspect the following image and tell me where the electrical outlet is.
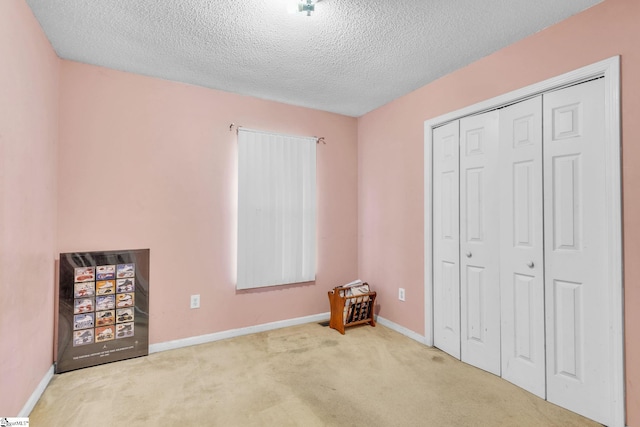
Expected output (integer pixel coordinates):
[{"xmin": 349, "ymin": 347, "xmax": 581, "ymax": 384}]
[
  {"xmin": 190, "ymin": 294, "xmax": 200, "ymax": 309},
  {"xmin": 398, "ymin": 288, "xmax": 405, "ymax": 301}
]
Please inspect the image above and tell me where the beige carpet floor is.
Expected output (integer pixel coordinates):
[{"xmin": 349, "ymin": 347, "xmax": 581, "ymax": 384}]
[{"xmin": 30, "ymin": 322, "xmax": 600, "ymax": 426}]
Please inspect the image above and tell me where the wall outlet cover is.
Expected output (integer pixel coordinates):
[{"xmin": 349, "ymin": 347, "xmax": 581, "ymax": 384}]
[{"xmin": 190, "ymin": 294, "xmax": 200, "ymax": 309}]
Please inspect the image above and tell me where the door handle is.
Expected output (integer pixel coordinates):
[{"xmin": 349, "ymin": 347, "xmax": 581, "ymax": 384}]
[
  {"xmin": 466, "ymin": 251, "xmax": 472, "ymax": 258},
  {"xmin": 527, "ymin": 261, "xmax": 535, "ymax": 268}
]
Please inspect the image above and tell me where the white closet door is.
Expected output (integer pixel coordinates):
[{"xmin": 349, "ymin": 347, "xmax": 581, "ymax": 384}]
[
  {"xmin": 499, "ymin": 96, "xmax": 545, "ymax": 398},
  {"xmin": 432, "ymin": 121, "xmax": 461, "ymax": 359},
  {"xmin": 460, "ymin": 111, "xmax": 501, "ymax": 375},
  {"xmin": 543, "ymin": 78, "xmax": 611, "ymax": 426}
]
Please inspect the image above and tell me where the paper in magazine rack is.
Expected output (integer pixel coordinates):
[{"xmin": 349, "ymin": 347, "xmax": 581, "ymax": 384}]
[{"xmin": 328, "ymin": 282, "xmax": 376, "ymax": 334}]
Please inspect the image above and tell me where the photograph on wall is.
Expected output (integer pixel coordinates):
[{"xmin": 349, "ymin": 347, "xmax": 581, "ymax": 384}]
[
  {"xmin": 74, "ymin": 267, "xmax": 95, "ymax": 282},
  {"xmin": 96, "ymin": 310, "xmax": 115, "ymax": 326},
  {"xmin": 96, "ymin": 280, "xmax": 115, "ymax": 295},
  {"xmin": 116, "ymin": 263, "xmax": 135, "ymax": 278},
  {"xmin": 73, "ymin": 329, "xmax": 94, "ymax": 347},
  {"xmin": 116, "ymin": 293, "xmax": 134, "ymax": 308},
  {"xmin": 57, "ymin": 249, "xmax": 149, "ymax": 373},
  {"xmin": 116, "ymin": 308, "xmax": 134, "ymax": 323},
  {"xmin": 73, "ymin": 313, "xmax": 94, "ymax": 330},
  {"xmin": 116, "ymin": 322, "xmax": 134, "ymax": 339},
  {"xmin": 74, "ymin": 298, "xmax": 94, "ymax": 314},
  {"xmin": 74, "ymin": 282, "xmax": 95, "ymax": 298},
  {"xmin": 96, "ymin": 265, "xmax": 116, "ymax": 280},
  {"xmin": 116, "ymin": 278, "xmax": 134, "ymax": 293},
  {"xmin": 96, "ymin": 294, "xmax": 116, "ymax": 311},
  {"xmin": 95, "ymin": 325, "xmax": 115, "ymax": 342}
]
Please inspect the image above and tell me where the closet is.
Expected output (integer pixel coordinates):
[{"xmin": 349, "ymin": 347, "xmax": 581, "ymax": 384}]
[{"xmin": 432, "ymin": 78, "xmax": 614, "ymax": 425}]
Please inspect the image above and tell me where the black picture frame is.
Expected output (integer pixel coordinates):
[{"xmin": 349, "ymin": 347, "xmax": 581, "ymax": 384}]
[{"xmin": 56, "ymin": 249, "xmax": 149, "ymax": 373}]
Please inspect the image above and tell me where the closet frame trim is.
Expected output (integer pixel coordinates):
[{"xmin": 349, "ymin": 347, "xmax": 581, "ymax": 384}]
[{"xmin": 423, "ymin": 56, "xmax": 623, "ymax": 426}]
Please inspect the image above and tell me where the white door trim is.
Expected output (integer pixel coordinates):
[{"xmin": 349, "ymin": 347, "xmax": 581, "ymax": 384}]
[{"xmin": 423, "ymin": 56, "xmax": 623, "ymax": 426}]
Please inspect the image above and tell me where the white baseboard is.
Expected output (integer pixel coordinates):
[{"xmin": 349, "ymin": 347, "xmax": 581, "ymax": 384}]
[
  {"xmin": 149, "ymin": 312, "xmax": 331, "ymax": 354},
  {"xmin": 375, "ymin": 316, "xmax": 428, "ymax": 345},
  {"xmin": 19, "ymin": 364, "xmax": 54, "ymax": 417},
  {"xmin": 148, "ymin": 312, "xmax": 429, "ymax": 355}
]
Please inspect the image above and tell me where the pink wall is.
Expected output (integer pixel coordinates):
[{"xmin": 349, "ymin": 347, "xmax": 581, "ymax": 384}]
[
  {"xmin": 0, "ymin": 0, "xmax": 59, "ymax": 416},
  {"xmin": 57, "ymin": 61, "xmax": 358, "ymax": 344},
  {"xmin": 5, "ymin": 0, "xmax": 638, "ymax": 421},
  {"xmin": 357, "ymin": 0, "xmax": 640, "ymax": 423}
]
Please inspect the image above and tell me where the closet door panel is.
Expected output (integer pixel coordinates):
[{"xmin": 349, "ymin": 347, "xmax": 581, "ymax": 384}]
[
  {"xmin": 432, "ymin": 121, "xmax": 461, "ymax": 359},
  {"xmin": 544, "ymin": 78, "xmax": 611, "ymax": 426},
  {"xmin": 460, "ymin": 111, "xmax": 501, "ymax": 376},
  {"xmin": 499, "ymin": 96, "xmax": 545, "ymax": 398}
]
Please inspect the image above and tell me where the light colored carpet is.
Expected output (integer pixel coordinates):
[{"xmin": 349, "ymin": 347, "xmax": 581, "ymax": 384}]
[{"xmin": 30, "ymin": 323, "xmax": 600, "ymax": 426}]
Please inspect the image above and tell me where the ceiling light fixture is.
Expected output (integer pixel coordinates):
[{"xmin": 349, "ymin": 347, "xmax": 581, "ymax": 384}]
[{"xmin": 288, "ymin": 0, "xmax": 319, "ymax": 16}]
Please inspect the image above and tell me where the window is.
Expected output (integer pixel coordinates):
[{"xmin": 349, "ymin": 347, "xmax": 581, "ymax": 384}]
[{"xmin": 237, "ymin": 128, "xmax": 316, "ymax": 289}]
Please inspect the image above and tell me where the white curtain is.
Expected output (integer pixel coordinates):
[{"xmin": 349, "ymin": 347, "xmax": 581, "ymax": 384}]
[{"xmin": 237, "ymin": 128, "xmax": 317, "ymax": 289}]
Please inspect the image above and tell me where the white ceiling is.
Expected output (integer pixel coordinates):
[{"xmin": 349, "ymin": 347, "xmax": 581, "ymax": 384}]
[{"xmin": 26, "ymin": 0, "xmax": 602, "ymax": 117}]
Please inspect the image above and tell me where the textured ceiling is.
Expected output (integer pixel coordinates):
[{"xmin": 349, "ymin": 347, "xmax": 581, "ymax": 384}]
[{"xmin": 26, "ymin": 0, "xmax": 602, "ymax": 117}]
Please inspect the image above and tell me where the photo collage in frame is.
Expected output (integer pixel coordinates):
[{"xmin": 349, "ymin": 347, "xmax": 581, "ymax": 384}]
[{"xmin": 71, "ymin": 264, "xmax": 136, "ymax": 347}]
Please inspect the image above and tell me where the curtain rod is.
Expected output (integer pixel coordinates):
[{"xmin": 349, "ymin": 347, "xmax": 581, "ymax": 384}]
[{"xmin": 229, "ymin": 123, "xmax": 326, "ymax": 144}]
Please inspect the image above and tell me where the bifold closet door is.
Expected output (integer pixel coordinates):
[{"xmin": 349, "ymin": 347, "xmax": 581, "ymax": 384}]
[
  {"xmin": 459, "ymin": 111, "xmax": 501, "ymax": 376},
  {"xmin": 543, "ymin": 78, "xmax": 611, "ymax": 426},
  {"xmin": 499, "ymin": 96, "xmax": 546, "ymax": 398},
  {"xmin": 432, "ymin": 121, "xmax": 461, "ymax": 359}
]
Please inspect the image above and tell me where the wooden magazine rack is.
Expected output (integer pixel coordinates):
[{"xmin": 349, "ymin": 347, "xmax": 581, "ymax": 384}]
[{"xmin": 328, "ymin": 283, "xmax": 376, "ymax": 334}]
